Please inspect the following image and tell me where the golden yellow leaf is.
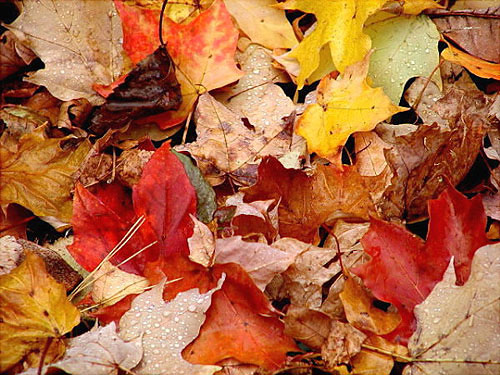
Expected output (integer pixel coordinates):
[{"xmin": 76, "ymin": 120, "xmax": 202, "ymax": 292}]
[
  {"xmin": 278, "ymin": 0, "xmax": 386, "ymax": 88},
  {"xmin": 0, "ymin": 127, "xmax": 91, "ymax": 223},
  {"xmin": 0, "ymin": 251, "xmax": 80, "ymax": 372},
  {"xmin": 296, "ymin": 53, "xmax": 407, "ymax": 162}
]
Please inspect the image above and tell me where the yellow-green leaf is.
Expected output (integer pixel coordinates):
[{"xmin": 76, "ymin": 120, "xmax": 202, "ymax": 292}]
[{"xmin": 0, "ymin": 251, "xmax": 80, "ymax": 372}]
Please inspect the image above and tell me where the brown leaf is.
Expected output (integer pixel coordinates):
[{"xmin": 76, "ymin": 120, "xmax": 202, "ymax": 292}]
[
  {"xmin": 284, "ymin": 305, "xmax": 332, "ymax": 350},
  {"xmin": 7, "ymin": 0, "xmax": 124, "ymax": 105},
  {"xmin": 321, "ymin": 321, "xmax": 366, "ymax": 368},
  {"xmin": 351, "ymin": 335, "xmax": 407, "ymax": 375},
  {"xmin": 178, "ymin": 93, "xmax": 294, "ymax": 186},
  {"xmin": 0, "ymin": 31, "xmax": 36, "ymax": 80},
  {"xmin": 0, "ymin": 126, "xmax": 91, "ymax": 223},
  {"xmin": 405, "ymin": 243, "xmax": 500, "ymax": 375}
]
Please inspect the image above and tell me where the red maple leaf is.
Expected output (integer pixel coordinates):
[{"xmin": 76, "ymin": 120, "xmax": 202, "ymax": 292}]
[{"xmin": 353, "ymin": 185, "xmax": 489, "ymax": 343}]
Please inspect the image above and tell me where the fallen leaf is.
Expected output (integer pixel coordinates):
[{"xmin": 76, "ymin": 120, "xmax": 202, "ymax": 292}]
[
  {"xmin": 7, "ymin": 0, "xmax": 124, "ymax": 105},
  {"xmin": 321, "ymin": 320, "xmax": 366, "ymax": 367},
  {"xmin": 184, "ymin": 263, "xmax": 298, "ymax": 370},
  {"xmin": 296, "ymin": 54, "xmax": 407, "ymax": 162},
  {"xmin": 0, "ymin": 235, "xmax": 24, "ymax": 275},
  {"xmin": 188, "ymin": 216, "xmax": 216, "ymax": 268},
  {"xmin": 277, "ymin": 0, "xmax": 387, "ymax": 87},
  {"xmin": 353, "ymin": 185, "xmax": 489, "ymax": 343},
  {"xmin": 224, "ymin": 0, "xmax": 297, "ymax": 49},
  {"xmin": 31, "ymin": 322, "xmax": 142, "ymax": 375},
  {"xmin": 0, "ymin": 30, "xmax": 37, "ymax": 80},
  {"xmin": 351, "ymin": 335, "xmax": 408, "ymax": 375},
  {"xmin": 404, "ymin": 243, "xmax": 500, "ymax": 375},
  {"xmin": 243, "ymin": 157, "xmax": 382, "ymax": 243},
  {"xmin": 0, "ymin": 251, "xmax": 80, "ymax": 372},
  {"xmin": 91, "ymin": 261, "xmax": 149, "ymax": 307},
  {"xmin": 119, "ymin": 278, "xmax": 223, "ymax": 375},
  {"xmin": 284, "ymin": 305, "xmax": 332, "ymax": 350},
  {"xmin": 340, "ymin": 275, "xmax": 401, "ymax": 336},
  {"xmin": 441, "ymin": 41, "xmax": 500, "ymax": 80},
  {"xmin": 88, "ymin": 46, "xmax": 182, "ymax": 135},
  {"xmin": 0, "ymin": 126, "xmax": 91, "ymax": 223},
  {"xmin": 177, "ymin": 93, "xmax": 294, "ymax": 185},
  {"xmin": 365, "ymin": 13, "xmax": 441, "ymax": 104}
]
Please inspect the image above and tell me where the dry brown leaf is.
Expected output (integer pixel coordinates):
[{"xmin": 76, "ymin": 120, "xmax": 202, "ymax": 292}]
[
  {"xmin": 0, "ymin": 235, "xmax": 24, "ymax": 275},
  {"xmin": 351, "ymin": 335, "xmax": 408, "ymax": 375},
  {"xmin": 7, "ymin": 0, "xmax": 124, "ymax": 105},
  {"xmin": 404, "ymin": 243, "xmax": 500, "ymax": 375},
  {"xmin": 354, "ymin": 131, "xmax": 390, "ymax": 177},
  {"xmin": 284, "ymin": 305, "xmax": 332, "ymax": 350},
  {"xmin": 188, "ymin": 216, "xmax": 216, "ymax": 268},
  {"xmin": 0, "ymin": 31, "xmax": 36, "ymax": 80},
  {"xmin": 119, "ymin": 278, "xmax": 224, "ymax": 375},
  {"xmin": 321, "ymin": 320, "xmax": 366, "ymax": 368}
]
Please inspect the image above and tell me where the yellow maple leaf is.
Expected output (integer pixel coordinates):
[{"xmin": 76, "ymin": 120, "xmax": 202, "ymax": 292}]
[
  {"xmin": 296, "ymin": 52, "xmax": 407, "ymax": 162},
  {"xmin": 0, "ymin": 251, "xmax": 80, "ymax": 372},
  {"xmin": 278, "ymin": 0, "xmax": 386, "ymax": 88}
]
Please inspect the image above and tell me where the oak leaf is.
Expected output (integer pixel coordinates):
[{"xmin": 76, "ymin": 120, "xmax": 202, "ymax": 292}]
[
  {"xmin": 353, "ymin": 185, "xmax": 489, "ymax": 343},
  {"xmin": 0, "ymin": 252, "xmax": 80, "ymax": 372},
  {"xmin": 296, "ymin": 54, "xmax": 407, "ymax": 162},
  {"xmin": 277, "ymin": 0, "xmax": 387, "ymax": 87},
  {"xmin": 404, "ymin": 243, "xmax": 500, "ymax": 375},
  {"xmin": 0, "ymin": 127, "xmax": 91, "ymax": 223},
  {"xmin": 7, "ymin": 0, "xmax": 124, "ymax": 105}
]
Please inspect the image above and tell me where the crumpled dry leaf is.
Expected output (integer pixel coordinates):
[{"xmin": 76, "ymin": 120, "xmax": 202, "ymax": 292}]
[
  {"xmin": 119, "ymin": 277, "xmax": 224, "ymax": 375},
  {"xmin": 0, "ymin": 106, "xmax": 50, "ymax": 152},
  {"xmin": 321, "ymin": 320, "xmax": 366, "ymax": 368},
  {"xmin": 188, "ymin": 216, "xmax": 216, "ymax": 268},
  {"xmin": 405, "ymin": 243, "xmax": 500, "ymax": 375},
  {"xmin": 351, "ymin": 335, "xmax": 408, "ymax": 375},
  {"xmin": 284, "ymin": 305, "xmax": 332, "ymax": 350},
  {"xmin": 177, "ymin": 93, "xmax": 294, "ymax": 186},
  {"xmin": 7, "ymin": 0, "xmax": 124, "ymax": 105},
  {"xmin": 0, "ymin": 30, "xmax": 37, "ymax": 80},
  {"xmin": 21, "ymin": 322, "xmax": 142, "ymax": 375},
  {"xmin": 0, "ymin": 235, "xmax": 24, "ymax": 275},
  {"xmin": 91, "ymin": 261, "xmax": 149, "ymax": 307},
  {"xmin": 0, "ymin": 126, "xmax": 91, "ymax": 223},
  {"xmin": 0, "ymin": 251, "xmax": 80, "ymax": 373}
]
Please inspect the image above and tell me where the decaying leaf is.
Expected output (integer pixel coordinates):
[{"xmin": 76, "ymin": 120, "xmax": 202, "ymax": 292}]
[
  {"xmin": 284, "ymin": 305, "xmax": 332, "ymax": 350},
  {"xmin": 0, "ymin": 126, "xmax": 91, "ymax": 223},
  {"xmin": 7, "ymin": 0, "xmax": 124, "ymax": 105},
  {"xmin": 404, "ymin": 243, "xmax": 500, "ymax": 375},
  {"xmin": 296, "ymin": 54, "xmax": 407, "ymax": 162},
  {"xmin": 178, "ymin": 93, "xmax": 294, "ymax": 186},
  {"xmin": 0, "ymin": 252, "xmax": 80, "ymax": 372},
  {"xmin": 119, "ymin": 278, "xmax": 223, "ymax": 375},
  {"xmin": 321, "ymin": 320, "xmax": 366, "ymax": 368},
  {"xmin": 0, "ymin": 31, "xmax": 37, "ymax": 81}
]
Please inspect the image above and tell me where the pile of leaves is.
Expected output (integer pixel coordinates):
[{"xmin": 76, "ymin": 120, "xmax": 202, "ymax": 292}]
[{"xmin": 1, "ymin": 0, "xmax": 499, "ymax": 374}]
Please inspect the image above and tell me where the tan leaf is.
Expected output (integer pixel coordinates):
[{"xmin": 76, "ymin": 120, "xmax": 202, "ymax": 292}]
[
  {"xmin": 119, "ymin": 277, "xmax": 224, "ymax": 375},
  {"xmin": 188, "ymin": 216, "xmax": 216, "ymax": 268},
  {"xmin": 351, "ymin": 335, "xmax": 407, "ymax": 375},
  {"xmin": 284, "ymin": 305, "xmax": 331, "ymax": 350},
  {"xmin": 91, "ymin": 261, "xmax": 149, "ymax": 307},
  {"xmin": 7, "ymin": 0, "xmax": 124, "ymax": 105},
  {"xmin": 0, "ymin": 126, "xmax": 91, "ymax": 223},
  {"xmin": 404, "ymin": 243, "xmax": 500, "ymax": 375},
  {"xmin": 321, "ymin": 320, "xmax": 366, "ymax": 368}
]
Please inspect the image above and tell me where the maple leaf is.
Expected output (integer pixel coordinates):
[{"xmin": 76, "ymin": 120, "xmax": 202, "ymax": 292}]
[
  {"xmin": 441, "ymin": 41, "xmax": 500, "ymax": 80},
  {"xmin": 0, "ymin": 251, "xmax": 80, "ymax": 372},
  {"xmin": 405, "ymin": 243, "xmax": 500, "ymax": 375},
  {"xmin": 224, "ymin": 0, "xmax": 298, "ymax": 49},
  {"xmin": 68, "ymin": 142, "xmax": 196, "ymax": 274},
  {"xmin": 352, "ymin": 185, "xmax": 489, "ymax": 343},
  {"xmin": 243, "ymin": 157, "xmax": 382, "ymax": 243},
  {"xmin": 7, "ymin": 0, "xmax": 124, "ymax": 105},
  {"xmin": 365, "ymin": 13, "xmax": 441, "ymax": 104},
  {"xmin": 119, "ymin": 278, "xmax": 223, "ymax": 375},
  {"xmin": 0, "ymin": 126, "xmax": 91, "ymax": 223},
  {"xmin": 296, "ymin": 53, "xmax": 407, "ymax": 162},
  {"xmin": 184, "ymin": 263, "xmax": 298, "ymax": 370},
  {"xmin": 116, "ymin": 0, "xmax": 243, "ymax": 128},
  {"xmin": 277, "ymin": 0, "xmax": 387, "ymax": 88}
]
